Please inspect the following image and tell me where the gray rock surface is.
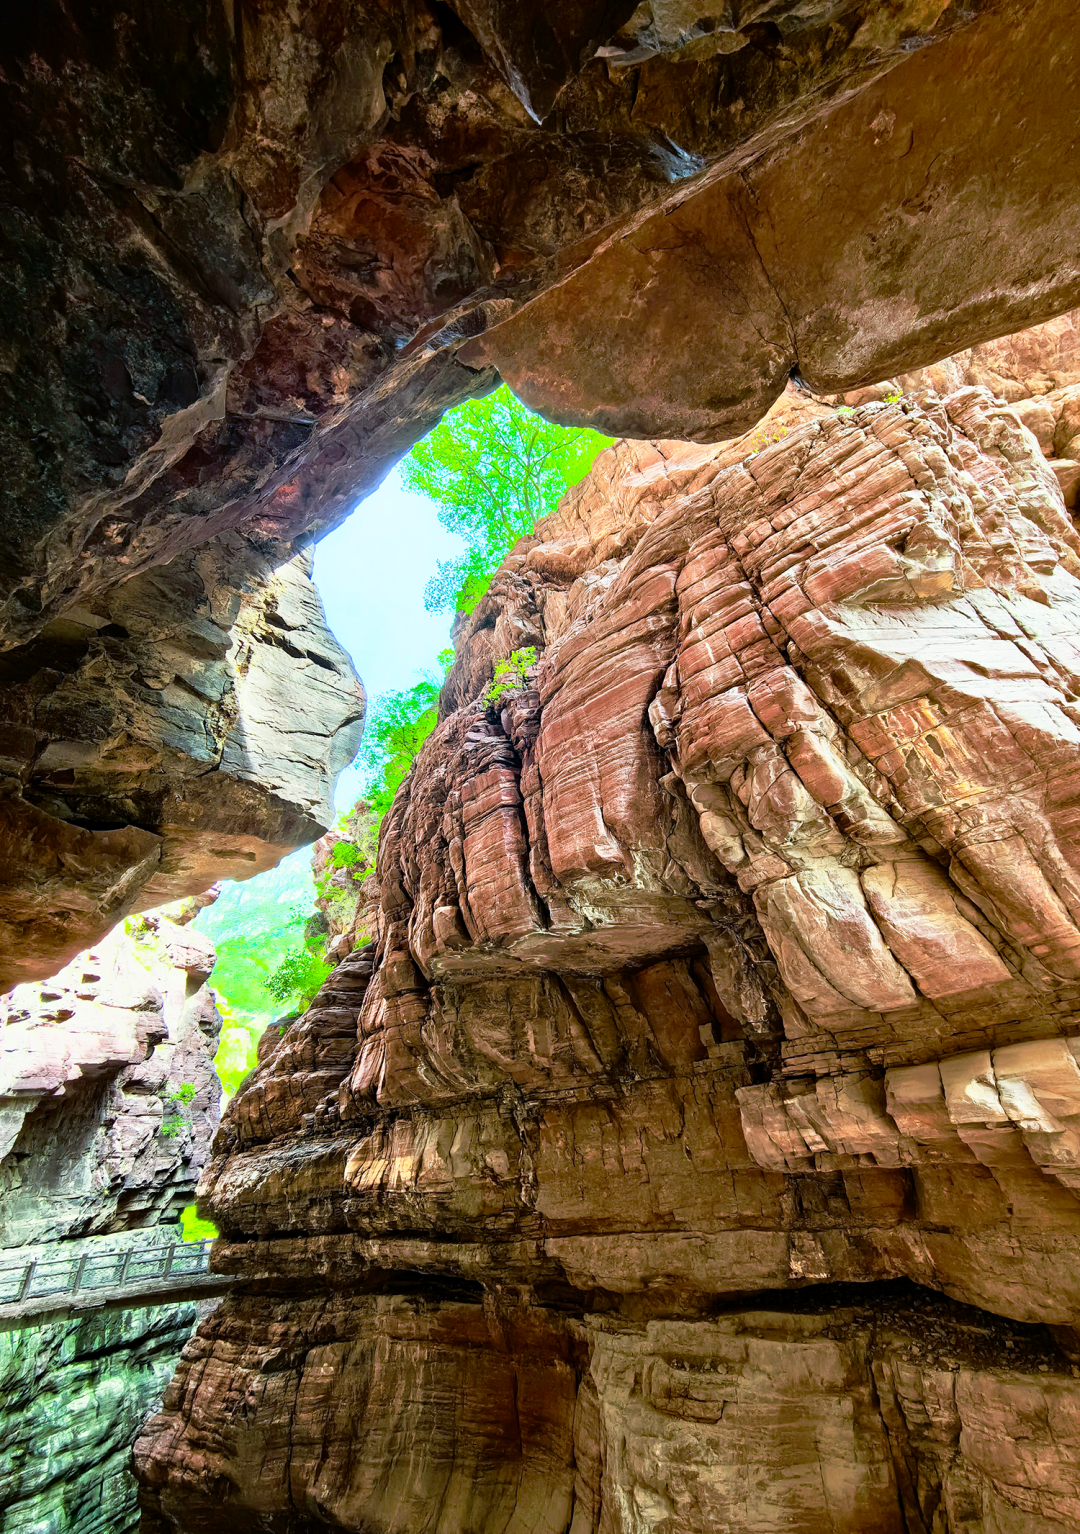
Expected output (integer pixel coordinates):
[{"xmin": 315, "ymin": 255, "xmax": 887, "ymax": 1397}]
[
  {"xmin": 0, "ymin": 537, "xmax": 364, "ymax": 992},
  {"xmin": 0, "ymin": 1299, "xmax": 204, "ymax": 1534}
]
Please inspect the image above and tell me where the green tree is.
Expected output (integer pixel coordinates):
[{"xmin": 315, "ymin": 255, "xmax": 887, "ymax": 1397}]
[
  {"xmin": 401, "ymin": 385, "xmax": 612, "ymax": 614},
  {"xmin": 192, "ymin": 851, "xmax": 330, "ymax": 1097},
  {"xmin": 359, "ymin": 676, "xmax": 442, "ymax": 822}
]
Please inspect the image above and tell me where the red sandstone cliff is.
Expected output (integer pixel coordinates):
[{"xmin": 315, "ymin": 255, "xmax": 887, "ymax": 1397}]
[{"xmin": 136, "ymin": 316, "xmax": 1080, "ymax": 1533}]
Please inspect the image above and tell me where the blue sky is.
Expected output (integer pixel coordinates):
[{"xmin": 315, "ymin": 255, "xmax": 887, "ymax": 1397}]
[{"xmin": 312, "ymin": 465, "xmax": 461, "ymax": 809}]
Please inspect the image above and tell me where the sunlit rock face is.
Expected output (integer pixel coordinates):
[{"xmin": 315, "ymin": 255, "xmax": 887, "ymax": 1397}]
[
  {"xmin": 0, "ymin": 540, "xmax": 364, "ymax": 992},
  {"xmin": 0, "ymin": 900, "xmax": 221, "ymax": 1246},
  {"xmin": 137, "ymin": 319, "xmax": 1080, "ymax": 1532},
  {"xmin": 3, "ymin": 0, "xmax": 1080, "ymax": 655}
]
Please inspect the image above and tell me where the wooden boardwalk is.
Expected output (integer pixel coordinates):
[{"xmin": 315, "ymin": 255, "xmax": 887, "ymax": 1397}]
[{"xmin": 0, "ymin": 1238, "xmax": 236, "ymax": 1325}]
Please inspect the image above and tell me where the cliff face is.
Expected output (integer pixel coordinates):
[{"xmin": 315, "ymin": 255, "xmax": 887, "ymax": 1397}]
[
  {"xmin": 136, "ymin": 317, "xmax": 1080, "ymax": 1532},
  {"xmin": 0, "ymin": 901, "xmax": 222, "ymax": 1245},
  {"xmin": 4, "ymin": 0, "xmax": 1080, "ymax": 662},
  {"xmin": 0, "ymin": 538, "xmax": 364, "ymax": 993},
  {"xmin": 1, "ymin": 1300, "xmax": 205, "ymax": 1534},
  {"xmin": 0, "ymin": 904, "xmax": 223, "ymax": 1533}
]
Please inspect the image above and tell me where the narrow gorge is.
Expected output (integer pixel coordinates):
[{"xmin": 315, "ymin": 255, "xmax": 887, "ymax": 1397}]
[{"xmin": 4, "ymin": 3, "xmax": 1080, "ymax": 1532}]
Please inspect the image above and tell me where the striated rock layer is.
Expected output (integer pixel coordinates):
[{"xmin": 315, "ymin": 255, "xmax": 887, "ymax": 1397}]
[
  {"xmin": 138, "ymin": 317, "xmax": 1080, "ymax": 1531},
  {"xmin": 0, "ymin": 538, "xmax": 364, "ymax": 992}
]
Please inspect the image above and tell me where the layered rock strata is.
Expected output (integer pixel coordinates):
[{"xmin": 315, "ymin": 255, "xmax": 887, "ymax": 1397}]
[
  {"xmin": 0, "ymin": 905, "xmax": 223, "ymax": 1532},
  {"xmin": 4, "ymin": 0, "xmax": 1080, "ymax": 657},
  {"xmin": 137, "ymin": 1289, "xmax": 1080, "ymax": 1534},
  {"xmin": 0, "ymin": 901, "xmax": 221, "ymax": 1245},
  {"xmin": 0, "ymin": 538, "xmax": 363, "ymax": 992},
  {"xmin": 138, "ymin": 319, "xmax": 1080, "ymax": 1529}
]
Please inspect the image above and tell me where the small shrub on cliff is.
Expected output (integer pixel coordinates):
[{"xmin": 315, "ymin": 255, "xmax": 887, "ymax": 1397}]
[
  {"xmin": 265, "ymin": 946, "xmax": 331, "ymax": 1007},
  {"xmin": 485, "ymin": 646, "xmax": 538, "ymax": 706},
  {"xmin": 329, "ymin": 839, "xmax": 362, "ymax": 870},
  {"xmin": 402, "ymin": 385, "xmax": 613, "ymax": 615},
  {"xmin": 159, "ymin": 1083, "xmax": 197, "ymax": 1139}
]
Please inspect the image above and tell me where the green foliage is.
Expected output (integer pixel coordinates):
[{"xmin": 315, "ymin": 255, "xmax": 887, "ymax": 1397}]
[
  {"xmin": 180, "ymin": 1203, "xmax": 218, "ymax": 1243},
  {"xmin": 330, "ymin": 839, "xmax": 362, "ymax": 869},
  {"xmin": 265, "ymin": 946, "xmax": 331, "ymax": 1005},
  {"xmin": 191, "ymin": 850, "xmax": 321, "ymax": 1099},
  {"xmin": 746, "ymin": 422, "xmax": 790, "ymax": 459},
  {"xmin": 883, "ymin": 389, "xmax": 903, "ymax": 404},
  {"xmin": 160, "ymin": 1081, "xmax": 200, "ymax": 1138},
  {"xmin": 485, "ymin": 646, "xmax": 537, "ymax": 706},
  {"xmin": 357, "ymin": 676, "xmax": 442, "ymax": 824},
  {"xmin": 400, "ymin": 384, "xmax": 613, "ymax": 615}
]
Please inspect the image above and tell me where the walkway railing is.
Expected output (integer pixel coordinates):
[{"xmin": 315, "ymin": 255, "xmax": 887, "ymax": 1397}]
[{"xmin": 0, "ymin": 1238, "xmax": 215, "ymax": 1307}]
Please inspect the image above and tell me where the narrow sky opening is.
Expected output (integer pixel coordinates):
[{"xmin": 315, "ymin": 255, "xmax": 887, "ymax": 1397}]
[{"xmin": 313, "ymin": 466, "xmax": 461, "ymax": 809}]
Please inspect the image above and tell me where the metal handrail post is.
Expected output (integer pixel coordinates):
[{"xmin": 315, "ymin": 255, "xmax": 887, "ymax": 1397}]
[
  {"xmin": 72, "ymin": 1251, "xmax": 89, "ymax": 1295},
  {"xmin": 17, "ymin": 1261, "xmax": 36, "ymax": 1303}
]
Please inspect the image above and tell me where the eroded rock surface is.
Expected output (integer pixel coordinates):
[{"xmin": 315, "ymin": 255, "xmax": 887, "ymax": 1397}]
[
  {"xmin": 2, "ymin": 1300, "xmax": 204, "ymax": 1534},
  {"xmin": 137, "ymin": 1289, "xmax": 1080, "ymax": 1533},
  {"xmin": 0, "ymin": 901, "xmax": 221, "ymax": 1245},
  {"xmin": 0, "ymin": 903, "xmax": 223, "ymax": 1532},
  {"xmin": 137, "ymin": 318, "xmax": 1080, "ymax": 1530},
  {"xmin": 4, "ymin": 0, "xmax": 1080, "ymax": 652},
  {"xmin": 0, "ymin": 539, "xmax": 363, "ymax": 992}
]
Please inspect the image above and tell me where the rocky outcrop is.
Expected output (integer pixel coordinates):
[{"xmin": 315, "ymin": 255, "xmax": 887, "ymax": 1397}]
[
  {"xmin": 1, "ymin": 1300, "xmax": 206, "ymax": 1534},
  {"xmin": 0, "ymin": 538, "xmax": 364, "ymax": 991},
  {"xmin": 310, "ymin": 800, "xmax": 379, "ymax": 965},
  {"xmin": 136, "ymin": 1289, "xmax": 1079, "ymax": 1534},
  {"xmin": 136, "ymin": 316, "xmax": 1080, "ymax": 1530},
  {"xmin": 4, "ymin": 0, "xmax": 1080, "ymax": 658},
  {"xmin": 0, "ymin": 901, "xmax": 221, "ymax": 1245},
  {"xmin": 0, "ymin": 904, "xmax": 223, "ymax": 1532}
]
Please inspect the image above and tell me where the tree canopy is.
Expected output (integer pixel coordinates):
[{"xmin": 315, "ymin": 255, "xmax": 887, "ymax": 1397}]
[{"xmin": 400, "ymin": 384, "xmax": 613, "ymax": 614}]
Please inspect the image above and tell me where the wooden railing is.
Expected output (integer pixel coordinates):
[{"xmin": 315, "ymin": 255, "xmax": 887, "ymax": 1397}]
[{"xmin": 0, "ymin": 1238, "xmax": 215, "ymax": 1307}]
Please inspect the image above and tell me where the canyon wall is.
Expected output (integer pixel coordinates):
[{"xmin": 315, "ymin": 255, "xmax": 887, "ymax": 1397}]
[
  {"xmin": 0, "ymin": 900, "xmax": 221, "ymax": 1245},
  {"xmin": 0, "ymin": 537, "xmax": 364, "ymax": 993},
  {"xmin": 6, "ymin": 6, "xmax": 1080, "ymax": 1528},
  {"xmin": 1, "ymin": 1300, "xmax": 207, "ymax": 1534},
  {"xmin": 1, "ymin": 903, "xmax": 223, "ymax": 1532},
  {"xmin": 137, "ymin": 317, "xmax": 1080, "ymax": 1531}
]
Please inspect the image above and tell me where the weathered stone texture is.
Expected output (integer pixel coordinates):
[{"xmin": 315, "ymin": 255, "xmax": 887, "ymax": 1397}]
[
  {"xmin": 0, "ymin": 902, "xmax": 221, "ymax": 1246},
  {"xmin": 4, "ymin": 0, "xmax": 1080, "ymax": 652},
  {"xmin": 137, "ymin": 1290, "xmax": 1079, "ymax": 1534},
  {"xmin": 0, "ymin": 904, "xmax": 223, "ymax": 1533},
  {"xmin": 137, "ymin": 317, "xmax": 1080, "ymax": 1530},
  {"xmin": 0, "ymin": 540, "xmax": 364, "ymax": 992},
  {"xmin": 1, "ymin": 1301, "xmax": 202, "ymax": 1534}
]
